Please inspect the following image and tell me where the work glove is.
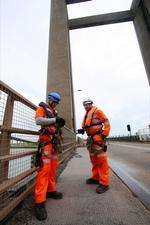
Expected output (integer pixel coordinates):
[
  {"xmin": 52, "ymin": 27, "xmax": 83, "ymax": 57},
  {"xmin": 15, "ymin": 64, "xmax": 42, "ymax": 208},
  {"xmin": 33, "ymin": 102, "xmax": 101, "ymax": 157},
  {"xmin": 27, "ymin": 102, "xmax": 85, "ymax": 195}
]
[
  {"xmin": 77, "ymin": 129, "xmax": 85, "ymax": 135},
  {"xmin": 101, "ymin": 132, "xmax": 107, "ymax": 140},
  {"xmin": 102, "ymin": 143, "xmax": 107, "ymax": 152},
  {"xmin": 56, "ymin": 117, "xmax": 66, "ymax": 127}
]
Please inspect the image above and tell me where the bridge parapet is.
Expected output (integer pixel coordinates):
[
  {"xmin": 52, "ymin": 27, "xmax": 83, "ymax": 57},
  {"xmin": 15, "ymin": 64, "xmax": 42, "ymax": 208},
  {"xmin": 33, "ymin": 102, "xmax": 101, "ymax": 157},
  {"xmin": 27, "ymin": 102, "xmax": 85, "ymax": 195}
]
[{"xmin": 0, "ymin": 81, "xmax": 76, "ymax": 222}]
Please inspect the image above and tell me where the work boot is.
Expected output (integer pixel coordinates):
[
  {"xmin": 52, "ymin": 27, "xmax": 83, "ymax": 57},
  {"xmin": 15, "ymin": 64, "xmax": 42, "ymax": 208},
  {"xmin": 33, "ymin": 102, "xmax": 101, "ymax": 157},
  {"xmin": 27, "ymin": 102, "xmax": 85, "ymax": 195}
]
[
  {"xmin": 96, "ymin": 184, "xmax": 109, "ymax": 194},
  {"xmin": 86, "ymin": 178, "xmax": 99, "ymax": 184},
  {"xmin": 35, "ymin": 202, "xmax": 47, "ymax": 221},
  {"xmin": 47, "ymin": 191, "xmax": 63, "ymax": 199}
]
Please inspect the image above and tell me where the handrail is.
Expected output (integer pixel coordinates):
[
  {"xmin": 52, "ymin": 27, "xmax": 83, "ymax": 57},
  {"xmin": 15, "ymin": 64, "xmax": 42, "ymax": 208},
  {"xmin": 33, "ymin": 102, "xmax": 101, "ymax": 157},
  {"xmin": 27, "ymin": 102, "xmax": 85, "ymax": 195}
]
[
  {"xmin": 0, "ymin": 80, "xmax": 76, "ymax": 221},
  {"xmin": 0, "ymin": 80, "xmax": 37, "ymax": 110},
  {"xmin": 0, "ymin": 150, "xmax": 37, "ymax": 161},
  {"xmin": 0, "ymin": 126, "xmax": 39, "ymax": 135}
]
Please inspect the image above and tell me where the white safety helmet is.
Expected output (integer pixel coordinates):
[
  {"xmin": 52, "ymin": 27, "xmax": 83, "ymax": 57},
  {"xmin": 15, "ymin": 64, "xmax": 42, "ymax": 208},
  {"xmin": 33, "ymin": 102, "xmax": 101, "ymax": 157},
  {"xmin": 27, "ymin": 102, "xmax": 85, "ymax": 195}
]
[{"xmin": 82, "ymin": 98, "xmax": 93, "ymax": 105}]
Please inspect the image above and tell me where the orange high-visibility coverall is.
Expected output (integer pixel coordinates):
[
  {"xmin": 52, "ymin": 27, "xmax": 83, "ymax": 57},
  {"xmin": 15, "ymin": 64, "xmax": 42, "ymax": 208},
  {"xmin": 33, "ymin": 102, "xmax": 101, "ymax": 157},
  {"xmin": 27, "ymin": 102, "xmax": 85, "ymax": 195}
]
[
  {"xmin": 82, "ymin": 106, "xmax": 110, "ymax": 186},
  {"xmin": 34, "ymin": 106, "xmax": 58, "ymax": 204}
]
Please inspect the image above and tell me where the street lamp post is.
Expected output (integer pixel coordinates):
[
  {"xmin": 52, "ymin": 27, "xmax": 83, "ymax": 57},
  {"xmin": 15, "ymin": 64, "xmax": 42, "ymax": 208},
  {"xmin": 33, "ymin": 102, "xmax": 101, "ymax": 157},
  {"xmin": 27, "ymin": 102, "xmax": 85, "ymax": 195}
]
[{"xmin": 73, "ymin": 89, "xmax": 83, "ymax": 132}]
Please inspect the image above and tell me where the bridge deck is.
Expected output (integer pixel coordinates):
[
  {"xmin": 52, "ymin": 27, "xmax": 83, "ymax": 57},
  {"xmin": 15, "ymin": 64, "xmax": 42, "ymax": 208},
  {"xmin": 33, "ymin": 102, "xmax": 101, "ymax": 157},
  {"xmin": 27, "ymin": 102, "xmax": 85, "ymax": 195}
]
[{"xmin": 6, "ymin": 147, "xmax": 150, "ymax": 225}]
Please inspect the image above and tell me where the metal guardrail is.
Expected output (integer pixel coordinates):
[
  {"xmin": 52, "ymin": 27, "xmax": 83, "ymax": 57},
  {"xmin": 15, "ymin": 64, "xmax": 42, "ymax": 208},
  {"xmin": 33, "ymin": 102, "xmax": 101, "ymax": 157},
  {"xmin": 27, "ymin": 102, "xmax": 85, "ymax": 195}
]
[
  {"xmin": 108, "ymin": 135, "xmax": 140, "ymax": 142},
  {"xmin": 0, "ymin": 80, "xmax": 76, "ymax": 221},
  {"xmin": 108, "ymin": 135, "xmax": 150, "ymax": 142}
]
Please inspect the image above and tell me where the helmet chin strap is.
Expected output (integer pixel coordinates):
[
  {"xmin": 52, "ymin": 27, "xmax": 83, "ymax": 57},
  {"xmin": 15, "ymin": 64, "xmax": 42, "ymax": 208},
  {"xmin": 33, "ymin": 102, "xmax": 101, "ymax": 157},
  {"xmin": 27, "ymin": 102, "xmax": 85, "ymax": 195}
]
[
  {"xmin": 49, "ymin": 101, "xmax": 56, "ymax": 109},
  {"xmin": 48, "ymin": 101, "xmax": 53, "ymax": 107}
]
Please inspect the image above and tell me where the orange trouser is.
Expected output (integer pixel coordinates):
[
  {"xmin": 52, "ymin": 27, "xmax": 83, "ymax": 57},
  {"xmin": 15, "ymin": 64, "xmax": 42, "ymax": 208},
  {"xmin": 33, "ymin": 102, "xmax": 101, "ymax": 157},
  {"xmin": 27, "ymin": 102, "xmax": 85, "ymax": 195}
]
[
  {"xmin": 34, "ymin": 143, "xmax": 58, "ymax": 204},
  {"xmin": 90, "ymin": 153, "xmax": 109, "ymax": 186}
]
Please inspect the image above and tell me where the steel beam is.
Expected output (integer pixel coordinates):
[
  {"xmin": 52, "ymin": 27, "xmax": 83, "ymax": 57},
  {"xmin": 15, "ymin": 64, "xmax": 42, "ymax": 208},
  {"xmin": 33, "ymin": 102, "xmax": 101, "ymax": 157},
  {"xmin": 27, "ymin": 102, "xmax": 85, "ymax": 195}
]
[{"xmin": 69, "ymin": 10, "xmax": 134, "ymax": 30}]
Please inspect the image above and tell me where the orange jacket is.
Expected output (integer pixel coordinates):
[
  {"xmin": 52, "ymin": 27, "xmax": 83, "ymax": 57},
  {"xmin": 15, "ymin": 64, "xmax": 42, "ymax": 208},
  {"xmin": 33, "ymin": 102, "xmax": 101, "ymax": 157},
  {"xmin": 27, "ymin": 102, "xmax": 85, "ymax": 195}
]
[
  {"xmin": 82, "ymin": 106, "xmax": 110, "ymax": 137},
  {"xmin": 35, "ymin": 106, "xmax": 57, "ymax": 143}
]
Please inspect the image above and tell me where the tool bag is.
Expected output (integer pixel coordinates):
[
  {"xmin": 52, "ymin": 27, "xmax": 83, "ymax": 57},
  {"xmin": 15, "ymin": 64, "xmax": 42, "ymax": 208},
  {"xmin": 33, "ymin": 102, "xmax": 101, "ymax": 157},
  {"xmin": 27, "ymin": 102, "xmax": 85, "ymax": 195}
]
[
  {"xmin": 34, "ymin": 141, "xmax": 51, "ymax": 167},
  {"xmin": 86, "ymin": 136, "xmax": 107, "ymax": 155},
  {"xmin": 52, "ymin": 135, "xmax": 63, "ymax": 154}
]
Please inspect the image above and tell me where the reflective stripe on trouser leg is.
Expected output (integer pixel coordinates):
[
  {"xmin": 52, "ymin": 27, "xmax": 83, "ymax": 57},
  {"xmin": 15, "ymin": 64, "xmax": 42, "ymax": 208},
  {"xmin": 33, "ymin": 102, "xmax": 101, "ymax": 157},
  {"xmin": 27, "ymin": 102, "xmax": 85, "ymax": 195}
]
[
  {"xmin": 47, "ymin": 157, "xmax": 58, "ymax": 192},
  {"xmin": 34, "ymin": 164, "xmax": 51, "ymax": 203},
  {"xmin": 90, "ymin": 155, "xmax": 99, "ymax": 181},
  {"xmin": 97, "ymin": 153, "xmax": 109, "ymax": 186},
  {"xmin": 34, "ymin": 143, "xmax": 52, "ymax": 203}
]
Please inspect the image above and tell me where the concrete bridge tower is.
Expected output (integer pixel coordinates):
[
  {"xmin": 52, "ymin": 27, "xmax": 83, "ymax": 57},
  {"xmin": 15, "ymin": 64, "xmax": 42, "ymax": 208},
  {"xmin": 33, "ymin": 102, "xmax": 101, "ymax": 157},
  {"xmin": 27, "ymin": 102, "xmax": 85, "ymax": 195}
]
[{"xmin": 47, "ymin": 0, "xmax": 150, "ymax": 131}]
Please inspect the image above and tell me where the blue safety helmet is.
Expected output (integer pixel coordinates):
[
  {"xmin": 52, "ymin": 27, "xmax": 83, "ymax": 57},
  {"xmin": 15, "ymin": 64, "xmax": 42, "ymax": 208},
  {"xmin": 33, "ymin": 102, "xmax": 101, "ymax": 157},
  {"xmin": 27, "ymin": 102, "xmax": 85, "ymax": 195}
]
[{"xmin": 47, "ymin": 92, "xmax": 61, "ymax": 104}]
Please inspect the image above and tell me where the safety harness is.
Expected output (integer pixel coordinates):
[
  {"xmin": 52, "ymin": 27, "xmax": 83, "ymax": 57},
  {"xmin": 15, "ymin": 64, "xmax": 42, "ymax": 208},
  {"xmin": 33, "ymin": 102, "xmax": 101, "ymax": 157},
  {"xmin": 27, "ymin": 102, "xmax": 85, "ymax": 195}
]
[
  {"xmin": 35, "ymin": 102, "xmax": 62, "ymax": 167},
  {"xmin": 35, "ymin": 141, "xmax": 52, "ymax": 167},
  {"xmin": 82, "ymin": 107, "xmax": 107, "ymax": 154}
]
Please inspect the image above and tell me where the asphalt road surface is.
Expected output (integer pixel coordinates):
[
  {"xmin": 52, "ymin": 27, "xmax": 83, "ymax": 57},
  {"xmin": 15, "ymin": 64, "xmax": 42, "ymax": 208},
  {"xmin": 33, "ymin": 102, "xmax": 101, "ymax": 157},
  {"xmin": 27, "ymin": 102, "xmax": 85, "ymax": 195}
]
[{"xmin": 108, "ymin": 141, "xmax": 150, "ymax": 209}]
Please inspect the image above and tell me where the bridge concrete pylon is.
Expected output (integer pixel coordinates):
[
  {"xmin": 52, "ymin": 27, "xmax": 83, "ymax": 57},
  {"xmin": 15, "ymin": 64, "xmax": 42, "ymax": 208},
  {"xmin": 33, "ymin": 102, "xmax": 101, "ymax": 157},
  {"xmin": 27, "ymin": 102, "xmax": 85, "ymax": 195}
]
[
  {"xmin": 47, "ymin": 0, "xmax": 150, "ymax": 131},
  {"xmin": 47, "ymin": 0, "xmax": 76, "ymax": 130},
  {"xmin": 131, "ymin": 0, "xmax": 150, "ymax": 87}
]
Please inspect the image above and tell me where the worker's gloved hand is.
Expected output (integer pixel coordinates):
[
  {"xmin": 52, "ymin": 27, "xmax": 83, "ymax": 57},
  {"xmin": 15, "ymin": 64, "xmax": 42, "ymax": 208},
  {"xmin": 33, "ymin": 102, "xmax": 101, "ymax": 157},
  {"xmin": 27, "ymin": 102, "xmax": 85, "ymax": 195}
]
[
  {"xmin": 56, "ymin": 117, "xmax": 66, "ymax": 127},
  {"xmin": 101, "ymin": 133, "xmax": 107, "ymax": 140},
  {"xmin": 77, "ymin": 129, "xmax": 85, "ymax": 135},
  {"xmin": 102, "ymin": 143, "xmax": 107, "ymax": 152}
]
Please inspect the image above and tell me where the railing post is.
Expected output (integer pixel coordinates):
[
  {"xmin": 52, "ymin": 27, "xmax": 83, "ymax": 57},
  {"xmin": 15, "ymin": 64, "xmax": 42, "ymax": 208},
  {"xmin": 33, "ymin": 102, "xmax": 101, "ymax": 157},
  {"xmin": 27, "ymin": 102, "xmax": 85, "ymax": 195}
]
[{"xmin": 0, "ymin": 94, "xmax": 14, "ymax": 183}]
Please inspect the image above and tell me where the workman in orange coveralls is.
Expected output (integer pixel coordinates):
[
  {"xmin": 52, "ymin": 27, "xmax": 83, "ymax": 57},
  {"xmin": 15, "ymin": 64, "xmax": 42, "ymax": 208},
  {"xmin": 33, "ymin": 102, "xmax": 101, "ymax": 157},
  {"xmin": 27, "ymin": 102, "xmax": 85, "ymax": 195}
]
[
  {"xmin": 34, "ymin": 92, "xmax": 65, "ymax": 221},
  {"xmin": 78, "ymin": 98, "xmax": 110, "ymax": 194}
]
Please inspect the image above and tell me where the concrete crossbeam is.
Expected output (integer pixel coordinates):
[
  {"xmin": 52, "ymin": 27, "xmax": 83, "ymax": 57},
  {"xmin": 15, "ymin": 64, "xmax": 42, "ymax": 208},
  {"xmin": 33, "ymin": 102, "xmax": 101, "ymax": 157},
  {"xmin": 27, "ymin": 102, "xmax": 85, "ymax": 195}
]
[
  {"xmin": 69, "ymin": 10, "xmax": 134, "ymax": 30},
  {"xmin": 66, "ymin": 0, "xmax": 91, "ymax": 4}
]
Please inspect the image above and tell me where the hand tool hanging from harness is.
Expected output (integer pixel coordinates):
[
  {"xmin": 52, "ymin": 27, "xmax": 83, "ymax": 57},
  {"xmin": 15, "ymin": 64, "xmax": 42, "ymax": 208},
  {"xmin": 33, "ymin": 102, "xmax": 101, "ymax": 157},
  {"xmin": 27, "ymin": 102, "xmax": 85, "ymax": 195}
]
[
  {"xmin": 34, "ymin": 135, "xmax": 62, "ymax": 168},
  {"xmin": 34, "ymin": 141, "xmax": 51, "ymax": 167},
  {"xmin": 38, "ymin": 127, "xmax": 63, "ymax": 155}
]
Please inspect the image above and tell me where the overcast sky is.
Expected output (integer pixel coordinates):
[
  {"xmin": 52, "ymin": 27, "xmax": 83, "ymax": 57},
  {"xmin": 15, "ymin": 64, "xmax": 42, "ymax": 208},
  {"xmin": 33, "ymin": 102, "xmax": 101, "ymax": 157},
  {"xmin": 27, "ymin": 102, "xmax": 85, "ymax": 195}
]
[{"xmin": 1, "ymin": 0, "xmax": 150, "ymax": 136}]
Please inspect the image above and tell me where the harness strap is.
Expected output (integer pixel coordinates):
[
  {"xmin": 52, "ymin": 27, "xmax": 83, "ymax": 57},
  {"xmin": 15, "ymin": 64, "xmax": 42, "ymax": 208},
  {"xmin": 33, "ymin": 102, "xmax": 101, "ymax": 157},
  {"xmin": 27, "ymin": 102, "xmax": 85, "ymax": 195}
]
[
  {"xmin": 84, "ymin": 122, "xmax": 103, "ymax": 129},
  {"xmin": 82, "ymin": 107, "xmax": 97, "ymax": 128},
  {"xmin": 39, "ymin": 128, "xmax": 54, "ymax": 136},
  {"xmin": 39, "ymin": 102, "xmax": 55, "ymax": 118},
  {"xmin": 38, "ymin": 141, "xmax": 51, "ymax": 149}
]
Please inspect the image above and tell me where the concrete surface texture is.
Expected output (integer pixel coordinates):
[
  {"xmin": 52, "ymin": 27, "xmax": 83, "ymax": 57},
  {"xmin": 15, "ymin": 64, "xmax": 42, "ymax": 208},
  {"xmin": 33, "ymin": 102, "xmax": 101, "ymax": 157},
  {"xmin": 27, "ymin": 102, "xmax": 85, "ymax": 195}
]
[{"xmin": 47, "ymin": 0, "xmax": 75, "ymax": 129}]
